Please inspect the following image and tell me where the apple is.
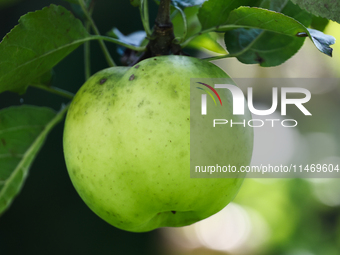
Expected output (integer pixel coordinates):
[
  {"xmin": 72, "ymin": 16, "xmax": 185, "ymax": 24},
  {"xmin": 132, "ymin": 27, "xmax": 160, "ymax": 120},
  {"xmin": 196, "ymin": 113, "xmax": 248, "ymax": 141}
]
[{"xmin": 63, "ymin": 56, "xmax": 253, "ymax": 232}]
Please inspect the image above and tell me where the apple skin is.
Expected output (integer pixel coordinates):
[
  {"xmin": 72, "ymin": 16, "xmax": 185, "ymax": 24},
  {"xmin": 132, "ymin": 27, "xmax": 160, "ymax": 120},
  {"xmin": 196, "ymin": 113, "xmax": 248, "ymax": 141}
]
[{"xmin": 63, "ymin": 56, "xmax": 253, "ymax": 232}]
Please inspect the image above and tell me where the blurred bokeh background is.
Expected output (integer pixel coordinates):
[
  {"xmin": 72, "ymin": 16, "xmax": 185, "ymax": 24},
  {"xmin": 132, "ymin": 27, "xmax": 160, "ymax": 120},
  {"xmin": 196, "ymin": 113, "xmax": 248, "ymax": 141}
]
[{"xmin": 0, "ymin": 0, "xmax": 339, "ymax": 254}]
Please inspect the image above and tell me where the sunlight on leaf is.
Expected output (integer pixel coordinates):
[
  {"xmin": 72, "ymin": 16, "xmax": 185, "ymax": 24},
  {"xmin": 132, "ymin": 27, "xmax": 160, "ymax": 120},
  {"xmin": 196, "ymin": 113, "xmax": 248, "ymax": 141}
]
[{"xmin": 188, "ymin": 33, "xmax": 227, "ymax": 54}]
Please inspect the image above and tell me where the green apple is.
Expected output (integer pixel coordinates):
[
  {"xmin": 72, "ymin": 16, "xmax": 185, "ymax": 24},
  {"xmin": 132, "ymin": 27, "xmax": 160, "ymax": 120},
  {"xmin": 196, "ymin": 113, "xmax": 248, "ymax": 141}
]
[{"xmin": 63, "ymin": 56, "xmax": 253, "ymax": 232}]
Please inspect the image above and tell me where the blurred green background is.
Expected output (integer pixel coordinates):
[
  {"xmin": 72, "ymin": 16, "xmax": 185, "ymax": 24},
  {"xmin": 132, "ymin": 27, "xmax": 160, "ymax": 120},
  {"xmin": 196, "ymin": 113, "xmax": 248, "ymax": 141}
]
[{"xmin": 0, "ymin": 1, "xmax": 340, "ymax": 255}]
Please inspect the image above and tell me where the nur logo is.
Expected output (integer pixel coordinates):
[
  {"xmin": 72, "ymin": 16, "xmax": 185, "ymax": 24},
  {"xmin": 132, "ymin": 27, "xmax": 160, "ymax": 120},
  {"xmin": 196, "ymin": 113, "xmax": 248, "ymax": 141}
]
[
  {"xmin": 196, "ymin": 82, "xmax": 222, "ymax": 115},
  {"xmin": 196, "ymin": 82, "xmax": 312, "ymax": 116}
]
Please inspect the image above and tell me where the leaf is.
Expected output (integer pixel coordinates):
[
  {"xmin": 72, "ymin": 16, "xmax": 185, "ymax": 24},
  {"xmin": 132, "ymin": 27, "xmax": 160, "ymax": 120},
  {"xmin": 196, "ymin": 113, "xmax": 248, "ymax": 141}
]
[
  {"xmin": 221, "ymin": 7, "xmax": 335, "ymax": 58},
  {"xmin": 224, "ymin": 1, "xmax": 313, "ymax": 66},
  {"xmin": 290, "ymin": 0, "xmax": 340, "ymax": 23},
  {"xmin": 223, "ymin": 7, "xmax": 308, "ymax": 34},
  {"xmin": 32, "ymin": 70, "xmax": 55, "ymax": 87},
  {"xmin": 311, "ymin": 15, "xmax": 329, "ymax": 31},
  {"xmin": 0, "ymin": 105, "xmax": 68, "ymax": 215},
  {"xmin": 0, "ymin": 4, "xmax": 90, "ymax": 94},
  {"xmin": 198, "ymin": 0, "xmax": 253, "ymax": 30}
]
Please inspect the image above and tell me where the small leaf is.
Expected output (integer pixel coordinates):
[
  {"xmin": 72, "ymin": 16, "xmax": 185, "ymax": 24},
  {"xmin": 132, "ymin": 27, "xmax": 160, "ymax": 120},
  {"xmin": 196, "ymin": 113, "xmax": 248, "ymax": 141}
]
[
  {"xmin": 0, "ymin": 5, "xmax": 90, "ymax": 94},
  {"xmin": 290, "ymin": 0, "xmax": 340, "ymax": 23},
  {"xmin": 0, "ymin": 105, "xmax": 68, "ymax": 215},
  {"xmin": 198, "ymin": 0, "xmax": 253, "ymax": 30},
  {"xmin": 308, "ymin": 28, "xmax": 335, "ymax": 56}
]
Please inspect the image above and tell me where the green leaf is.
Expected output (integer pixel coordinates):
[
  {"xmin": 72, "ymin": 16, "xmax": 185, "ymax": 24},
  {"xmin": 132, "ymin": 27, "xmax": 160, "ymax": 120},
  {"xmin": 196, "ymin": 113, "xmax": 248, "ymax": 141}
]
[
  {"xmin": 32, "ymin": 70, "xmax": 55, "ymax": 87},
  {"xmin": 290, "ymin": 0, "xmax": 340, "ymax": 23},
  {"xmin": 0, "ymin": 105, "xmax": 69, "ymax": 215},
  {"xmin": 224, "ymin": 1, "xmax": 312, "ymax": 66},
  {"xmin": 223, "ymin": 7, "xmax": 309, "ymax": 34},
  {"xmin": 198, "ymin": 0, "xmax": 253, "ymax": 30},
  {"xmin": 311, "ymin": 15, "xmax": 329, "ymax": 31},
  {"xmin": 0, "ymin": 4, "xmax": 90, "ymax": 94},
  {"xmin": 221, "ymin": 7, "xmax": 334, "ymax": 57}
]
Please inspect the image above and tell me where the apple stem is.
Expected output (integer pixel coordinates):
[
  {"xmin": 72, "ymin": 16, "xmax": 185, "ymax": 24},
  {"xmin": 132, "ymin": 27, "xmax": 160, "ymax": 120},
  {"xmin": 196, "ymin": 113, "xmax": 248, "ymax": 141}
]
[
  {"xmin": 155, "ymin": 0, "xmax": 172, "ymax": 27},
  {"xmin": 148, "ymin": 0, "xmax": 180, "ymax": 56},
  {"xmin": 131, "ymin": 0, "xmax": 184, "ymax": 64}
]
